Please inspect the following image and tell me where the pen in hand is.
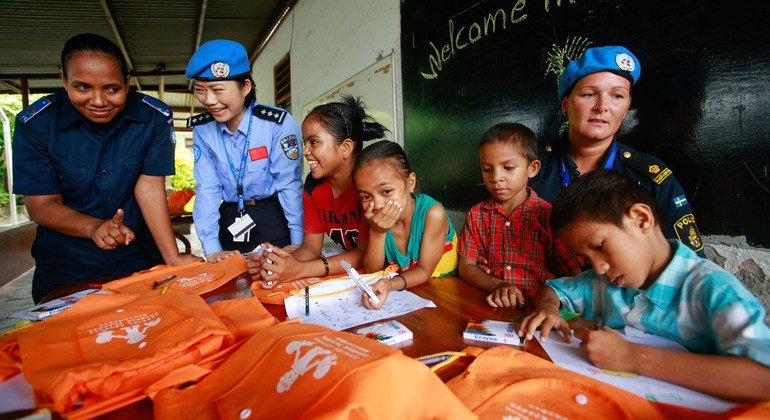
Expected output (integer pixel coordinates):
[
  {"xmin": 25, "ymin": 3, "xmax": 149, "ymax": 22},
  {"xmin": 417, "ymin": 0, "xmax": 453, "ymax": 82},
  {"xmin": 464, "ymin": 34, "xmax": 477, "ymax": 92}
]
[
  {"xmin": 152, "ymin": 274, "xmax": 177, "ymax": 290},
  {"xmin": 594, "ymin": 317, "xmax": 604, "ymax": 331}
]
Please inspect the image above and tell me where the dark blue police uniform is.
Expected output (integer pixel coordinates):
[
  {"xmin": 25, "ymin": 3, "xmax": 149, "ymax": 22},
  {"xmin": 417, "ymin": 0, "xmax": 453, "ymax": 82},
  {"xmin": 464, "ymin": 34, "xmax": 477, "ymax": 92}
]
[
  {"xmin": 530, "ymin": 136, "xmax": 705, "ymax": 255},
  {"xmin": 12, "ymin": 90, "xmax": 175, "ymax": 301}
]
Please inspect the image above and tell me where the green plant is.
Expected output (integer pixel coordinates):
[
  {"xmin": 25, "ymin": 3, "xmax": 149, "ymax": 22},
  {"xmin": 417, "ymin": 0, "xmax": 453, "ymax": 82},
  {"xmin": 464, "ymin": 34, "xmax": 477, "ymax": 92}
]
[{"xmin": 171, "ymin": 151, "xmax": 196, "ymax": 191}]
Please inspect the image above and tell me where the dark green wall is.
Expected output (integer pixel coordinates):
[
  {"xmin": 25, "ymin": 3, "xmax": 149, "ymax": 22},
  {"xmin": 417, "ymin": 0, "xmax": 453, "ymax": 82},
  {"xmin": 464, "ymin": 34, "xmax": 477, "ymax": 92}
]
[{"xmin": 401, "ymin": 0, "xmax": 770, "ymax": 246}]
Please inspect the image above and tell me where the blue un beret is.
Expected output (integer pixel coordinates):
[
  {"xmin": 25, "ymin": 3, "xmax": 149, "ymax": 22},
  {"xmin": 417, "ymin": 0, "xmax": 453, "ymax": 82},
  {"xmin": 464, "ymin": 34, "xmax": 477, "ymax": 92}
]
[
  {"xmin": 558, "ymin": 46, "xmax": 641, "ymax": 100},
  {"xmin": 185, "ymin": 39, "xmax": 250, "ymax": 80}
]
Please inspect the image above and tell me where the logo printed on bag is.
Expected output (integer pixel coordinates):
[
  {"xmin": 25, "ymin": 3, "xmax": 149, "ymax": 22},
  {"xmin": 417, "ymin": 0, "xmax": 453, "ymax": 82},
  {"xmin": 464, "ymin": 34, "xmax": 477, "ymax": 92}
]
[
  {"xmin": 92, "ymin": 312, "xmax": 161, "ymax": 349},
  {"xmin": 277, "ymin": 340, "xmax": 338, "ymax": 393}
]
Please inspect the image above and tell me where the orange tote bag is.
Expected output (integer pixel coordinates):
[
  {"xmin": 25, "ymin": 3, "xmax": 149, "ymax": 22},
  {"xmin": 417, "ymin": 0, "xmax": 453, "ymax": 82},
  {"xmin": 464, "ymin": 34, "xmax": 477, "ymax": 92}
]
[
  {"xmin": 17, "ymin": 293, "xmax": 233, "ymax": 416},
  {"xmin": 104, "ymin": 254, "xmax": 247, "ymax": 296},
  {"xmin": 446, "ymin": 346, "xmax": 770, "ymax": 419},
  {"xmin": 153, "ymin": 322, "xmax": 475, "ymax": 419}
]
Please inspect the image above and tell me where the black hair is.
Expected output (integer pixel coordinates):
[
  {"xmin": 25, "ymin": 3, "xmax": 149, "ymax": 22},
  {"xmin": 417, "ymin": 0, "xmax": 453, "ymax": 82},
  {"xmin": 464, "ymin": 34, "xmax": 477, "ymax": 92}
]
[
  {"xmin": 551, "ymin": 170, "xmax": 663, "ymax": 235},
  {"xmin": 478, "ymin": 122, "xmax": 538, "ymax": 163},
  {"xmin": 353, "ymin": 140, "xmax": 413, "ymax": 184},
  {"xmin": 232, "ymin": 73, "xmax": 257, "ymax": 106},
  {"xmin": 61, "ymin": 33, "xmax": 129, "ymax": 80},
  {"xmin": 305, "ymin": 95, "xmax": 388, "ymax": 153}
]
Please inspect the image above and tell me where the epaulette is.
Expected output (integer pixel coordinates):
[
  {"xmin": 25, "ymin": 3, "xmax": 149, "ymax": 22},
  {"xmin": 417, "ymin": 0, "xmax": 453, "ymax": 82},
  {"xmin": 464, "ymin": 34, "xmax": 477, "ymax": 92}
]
[
  {"xmin": 303, "ymin": 172, "xmax": 323, "ymax": 195},
  {"xmin": 252, "ymin": 104, "xmax": 287, "ymax": 124},
  {"xmin": 619, "ymin": 149, "xmax": 673, "ymax": 185},
  {"xmin": 141, "ymin": 95, "xmax": 171, "ymax": 117},
  {"xmin": 187, "ymin": 112, "xmax": 214, "ymax": 127},
  {"xmin": 18, "ymin": 96, "xmax": 53, "ymax": 124}
]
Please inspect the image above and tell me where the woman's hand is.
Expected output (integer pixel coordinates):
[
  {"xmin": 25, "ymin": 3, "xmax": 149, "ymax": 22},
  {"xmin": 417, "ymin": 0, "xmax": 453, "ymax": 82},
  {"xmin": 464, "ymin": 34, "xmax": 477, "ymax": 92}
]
[
  {"xmin": 487, "ymin": 282, "xmax": 525, "ymax": 308},
  {"xmin": 363, "ymin": 201, "xmax": 402, "ymax": 234},
  {"xmin": 517, "ymin": 303, "xmax": 572, "ymax": 343},
  {"xmin": 361, "ymin": 278, "xmax": 391, "ymax": 310},
  {"xmin": 206, "ymin": 250, "xmax": 240, "ymax": 263},
  {"xmin": 250, "ymin": 242, "xmax": 303, "ymax": 288},
  {"xmin": 87, "ymin": 209, "xmax": 135, "ymax": 250}
]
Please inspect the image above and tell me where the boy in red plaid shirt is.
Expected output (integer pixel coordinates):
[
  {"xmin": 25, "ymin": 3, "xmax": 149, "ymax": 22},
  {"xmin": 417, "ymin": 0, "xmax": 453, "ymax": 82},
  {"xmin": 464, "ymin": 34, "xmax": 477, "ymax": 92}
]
[{"xmin": 458, "ymin": 123, "xmax": 581, "ymax": 307}]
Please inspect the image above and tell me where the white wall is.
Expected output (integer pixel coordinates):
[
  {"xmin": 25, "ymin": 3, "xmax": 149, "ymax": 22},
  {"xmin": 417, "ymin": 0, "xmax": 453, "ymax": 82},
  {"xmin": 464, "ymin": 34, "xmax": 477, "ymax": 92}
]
[{"xmin": 251, "ymin": 0, "xmax": 401, "ymax": 122}]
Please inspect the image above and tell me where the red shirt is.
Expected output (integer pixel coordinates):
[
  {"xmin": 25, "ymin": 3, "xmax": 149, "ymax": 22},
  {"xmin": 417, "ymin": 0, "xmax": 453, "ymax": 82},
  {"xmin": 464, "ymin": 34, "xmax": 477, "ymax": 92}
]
[
  {"xmin": 458, "ymin": 188, "xmax": 580, "ymax": 298},
  {"xmin": 303, "ymin": 175, "xmax": 368, "ymax": 251}
]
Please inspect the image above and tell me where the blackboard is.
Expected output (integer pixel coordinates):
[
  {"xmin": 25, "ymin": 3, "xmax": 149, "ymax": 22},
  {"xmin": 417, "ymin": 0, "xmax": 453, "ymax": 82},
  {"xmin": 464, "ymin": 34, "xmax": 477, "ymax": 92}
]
[{"xmin": 400, "ymin": 0, "xmax": 770, "ymax": 246}]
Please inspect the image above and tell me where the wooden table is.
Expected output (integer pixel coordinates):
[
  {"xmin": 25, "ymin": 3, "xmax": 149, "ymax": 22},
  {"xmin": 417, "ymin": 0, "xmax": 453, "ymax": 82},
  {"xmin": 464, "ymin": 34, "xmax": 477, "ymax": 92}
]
[
  {"xmin": 169, "ymin": 210, "xmax": 193, "ymax": 254},
  {"xmin": 260, "ymin": 276, "xmax": 551, "ymax": 361}
]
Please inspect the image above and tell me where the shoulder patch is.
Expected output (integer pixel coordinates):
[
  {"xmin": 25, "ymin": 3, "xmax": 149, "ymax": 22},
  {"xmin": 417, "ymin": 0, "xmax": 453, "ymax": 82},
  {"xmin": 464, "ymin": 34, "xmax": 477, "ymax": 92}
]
[
  {"xmin": 279, "ymin": 134, "xmax": 299, "ymax": 160},
  {"xmin": 187, "ymin": 112, "xmax": 214, "ymax": 127},
  {"xmin": 620, "ymin": 150, "xmax": 673, "ymax": 185},
  {"xmin": 674, "ymin": 213, "xmax": 703, "ymax": 252},
  {"xmin": 252, "ymin": 104, "xmax": 287, "ymax": 124},
  {"xmin": 303, "ymin": 172, "xmax": 324, "ymax": 195},
  {"xmin": 141, "ymin": 95, "xmax": 171, "ymax": 117},
  {"xmin": 18, "ymin": 97, "xmax": 53, "ymax": 124}
]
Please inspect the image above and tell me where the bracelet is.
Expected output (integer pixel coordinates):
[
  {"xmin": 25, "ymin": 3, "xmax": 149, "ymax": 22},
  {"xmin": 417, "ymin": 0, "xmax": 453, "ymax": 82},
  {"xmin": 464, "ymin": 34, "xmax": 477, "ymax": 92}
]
[
  {"xmin": 320, "ymin": 255, "xmax": 330, "ymax": 277},
  {"xmin": 393, "ymin": 274, "xmax": 407, "ymax": 291}
]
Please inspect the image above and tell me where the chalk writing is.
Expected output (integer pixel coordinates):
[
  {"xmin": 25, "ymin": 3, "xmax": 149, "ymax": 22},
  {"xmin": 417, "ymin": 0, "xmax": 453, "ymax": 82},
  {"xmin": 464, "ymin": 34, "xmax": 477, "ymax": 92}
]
[
  {"xmin": 544, "ymin": 0, "xmax": 576, "ymax": 12},
  {"xmin": 419, "ymin": 0, "xmax": 580, "ymax": 80},
  {"xmin": 545, "ymin": 36, "xmax": 593, "ymax": 86}
]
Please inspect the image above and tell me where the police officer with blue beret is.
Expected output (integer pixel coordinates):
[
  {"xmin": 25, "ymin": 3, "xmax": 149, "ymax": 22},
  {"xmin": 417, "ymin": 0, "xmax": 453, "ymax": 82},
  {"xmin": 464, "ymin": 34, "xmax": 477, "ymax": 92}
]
[
  {"xmin": 530, "ymin": 45, "xmax": 704, "ymax": 255},
  {"xmin": 12, "ymin": 34, "xmax": 202, "ymax": 302},
  {"xmin": 186, "ymin": 39, "xmax": 303, "ymax": 262}
]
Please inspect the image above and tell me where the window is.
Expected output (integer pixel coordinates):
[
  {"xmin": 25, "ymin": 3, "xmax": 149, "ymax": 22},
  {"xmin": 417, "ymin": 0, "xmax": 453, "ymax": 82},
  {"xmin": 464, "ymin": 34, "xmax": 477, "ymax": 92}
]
[{"xmin": 274, "ymin": 53, "xmax": 291, "ymax": 111}]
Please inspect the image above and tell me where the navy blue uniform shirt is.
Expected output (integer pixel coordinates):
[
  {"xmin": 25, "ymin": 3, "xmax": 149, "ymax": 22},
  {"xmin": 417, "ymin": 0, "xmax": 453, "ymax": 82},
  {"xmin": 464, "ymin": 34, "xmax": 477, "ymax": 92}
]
[
  {"xmin": 530, "ymin": 137, "xmax": 705, "ymax": 255},
  {"xmin": 12, "ymin": 90, "xmax": 175, "ymax": 300}
]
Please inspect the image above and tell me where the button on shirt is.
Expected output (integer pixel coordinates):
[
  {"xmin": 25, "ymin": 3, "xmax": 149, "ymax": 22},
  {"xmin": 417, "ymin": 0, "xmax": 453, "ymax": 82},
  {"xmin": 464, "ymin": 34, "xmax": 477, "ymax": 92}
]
[
  {"xmin": 458, "ymin": 188, "xmax": 581, "ymax": 299},
  {"xmin": 12, "ymin": 90, "xmax": 173, "ymax": 296},
  {"xmin": 192, "ymin": 102, "xmax": 303, "ymax": 255},
  {"xmin": 546, "ymin": 240, "xmax": 770, "ymax": 366}
]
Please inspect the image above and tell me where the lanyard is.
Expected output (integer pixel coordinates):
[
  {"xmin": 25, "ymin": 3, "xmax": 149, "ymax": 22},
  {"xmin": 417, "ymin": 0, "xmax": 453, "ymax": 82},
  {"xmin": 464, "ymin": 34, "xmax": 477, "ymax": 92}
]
[
  {"xmin": 219, "ymin": 109, "xmax": 254, "ymax": 214},
  {"xmin": 560, "ymin": 142, "xmax": 617, "ymax": 189}
]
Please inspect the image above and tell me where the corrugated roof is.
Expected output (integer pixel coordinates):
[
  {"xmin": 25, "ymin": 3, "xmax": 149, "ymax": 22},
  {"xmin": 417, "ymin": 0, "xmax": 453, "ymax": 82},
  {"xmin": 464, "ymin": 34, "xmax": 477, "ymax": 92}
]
[{"xmin": 0, "ymin": 0, "xmax": 292, "ymax": 98}]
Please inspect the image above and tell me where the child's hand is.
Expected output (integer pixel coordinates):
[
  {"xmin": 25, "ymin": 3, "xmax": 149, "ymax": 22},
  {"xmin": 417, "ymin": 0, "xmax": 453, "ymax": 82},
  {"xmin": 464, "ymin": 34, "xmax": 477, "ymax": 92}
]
[
  {"xmin": 361, "ymin": 278, "xmax": 390, "ymax": 310},
  {"xmin": 364, "ymin": 201, "xmax": 402, "ymax": 234},
  {"xmin": 573, "ymin": 327, "xmax": 637, "ymax": 372},
  {"xmin": 487, "ymin": 282, "xmax": 525, "ymax": 308},
  {"xmin": 518, "ymin": 304, "xmax": 572, "ymax": 342}
]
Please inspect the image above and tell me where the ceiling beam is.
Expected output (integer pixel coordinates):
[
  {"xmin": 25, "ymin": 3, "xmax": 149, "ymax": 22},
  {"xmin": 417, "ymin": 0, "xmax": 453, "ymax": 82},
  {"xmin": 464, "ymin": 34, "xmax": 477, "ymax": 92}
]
[
  {"xmin": 99, "ymin": 0, "xmax": 142, "ymax": 91},
  {"xmin": 188, "ymin": 0, "xmax": 209, "ymax": 89},
  {"xmin": 0, "ymin": 80, "xmax": 21, "ymax": 94},
  {"xmin": 250, "ymin": 0, "xmax": 298, "ymax": 63}
]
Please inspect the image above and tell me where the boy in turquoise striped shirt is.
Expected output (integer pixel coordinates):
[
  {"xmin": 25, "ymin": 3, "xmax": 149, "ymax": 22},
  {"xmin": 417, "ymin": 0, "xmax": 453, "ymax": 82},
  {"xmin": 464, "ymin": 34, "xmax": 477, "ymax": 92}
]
[{"xmin": 519, "ymin": 170, "xmax": 770, "ymax": 402}]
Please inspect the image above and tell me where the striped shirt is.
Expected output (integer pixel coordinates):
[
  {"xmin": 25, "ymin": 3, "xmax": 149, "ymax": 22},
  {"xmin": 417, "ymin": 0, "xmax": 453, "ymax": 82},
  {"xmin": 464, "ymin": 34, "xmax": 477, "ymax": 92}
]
[
  {"xmin": 546, "ymin": 240, "xmax": 770, "ymax": 366},
  {"xmin": 459, "ymin": 188, "xmax": 581, "ymax": 299}
]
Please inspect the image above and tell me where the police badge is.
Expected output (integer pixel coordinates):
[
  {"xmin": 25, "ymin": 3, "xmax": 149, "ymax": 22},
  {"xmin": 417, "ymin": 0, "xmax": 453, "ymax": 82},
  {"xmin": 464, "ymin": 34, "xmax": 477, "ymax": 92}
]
[{"xmin": 280, "ymin": 134, "xmax": 299, "ymax": 160}]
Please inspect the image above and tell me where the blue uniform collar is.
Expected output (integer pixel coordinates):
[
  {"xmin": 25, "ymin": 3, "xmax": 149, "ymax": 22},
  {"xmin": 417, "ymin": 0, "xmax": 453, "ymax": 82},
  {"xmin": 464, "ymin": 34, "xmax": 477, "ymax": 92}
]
[
  {"xmin": 218, "ymin": 102, "xmax": 254, "ymax": 137},
  {"xmin": 56, "ymin": 90, "xmax": 150, "ymax": 131},
  {"xmin": 560, "ymin": 135, "xmax": 620, "ymax": 174}
]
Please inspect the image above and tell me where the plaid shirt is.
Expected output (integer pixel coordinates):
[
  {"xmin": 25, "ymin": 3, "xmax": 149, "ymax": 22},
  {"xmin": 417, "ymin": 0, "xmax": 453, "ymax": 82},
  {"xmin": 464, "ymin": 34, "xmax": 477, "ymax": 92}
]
[
  {"xmin": 458, "ymin": 188, "xmax": 581, "ymax": 298},
  {"xmin": 547, "ymin": 240, "xmax": 770, "ymax": 366}
]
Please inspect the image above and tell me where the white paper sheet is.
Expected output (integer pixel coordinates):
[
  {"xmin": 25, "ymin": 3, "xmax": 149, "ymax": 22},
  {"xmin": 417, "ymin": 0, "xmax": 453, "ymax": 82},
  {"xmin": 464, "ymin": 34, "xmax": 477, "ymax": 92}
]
[
  {"xmin": 285, "ymin": 287, "xmax": 436, "ymax": 331},
  {"xmin": 0, "ymin": 373, "xmax": 35, "ymax": 414},
  {"xmin": 535, "ymin": 326, "xmax": 737, "ymax": 412}
]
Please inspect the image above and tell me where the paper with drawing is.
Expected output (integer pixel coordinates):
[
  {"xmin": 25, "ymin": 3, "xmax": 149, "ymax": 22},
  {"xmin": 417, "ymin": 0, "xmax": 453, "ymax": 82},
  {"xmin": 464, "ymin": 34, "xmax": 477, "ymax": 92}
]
[
  {"xmin": 284, "ymin": 276, "xmax": 435, "ymax": 331},
  {"xmin": 536, "ymin": 326, "xmax": 737, "ymax": 412}
]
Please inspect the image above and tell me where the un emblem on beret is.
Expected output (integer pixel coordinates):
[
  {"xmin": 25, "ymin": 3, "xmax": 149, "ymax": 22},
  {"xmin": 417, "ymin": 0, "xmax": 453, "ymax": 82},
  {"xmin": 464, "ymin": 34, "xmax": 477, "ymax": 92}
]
[
  {"xmin": 211, "ymin": 62, "xmax": 230, "ymax": 78},
  {"xmin": 615, "ymin": 53, "xmax": 635, "ymax": 72}
]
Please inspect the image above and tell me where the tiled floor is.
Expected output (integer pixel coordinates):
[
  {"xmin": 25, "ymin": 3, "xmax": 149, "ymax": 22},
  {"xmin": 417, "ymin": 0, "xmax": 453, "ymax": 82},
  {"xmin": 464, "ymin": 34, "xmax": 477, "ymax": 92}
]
[{"xmin": 0, "ymin": 227, "xmax": 203, "ymax": 333}]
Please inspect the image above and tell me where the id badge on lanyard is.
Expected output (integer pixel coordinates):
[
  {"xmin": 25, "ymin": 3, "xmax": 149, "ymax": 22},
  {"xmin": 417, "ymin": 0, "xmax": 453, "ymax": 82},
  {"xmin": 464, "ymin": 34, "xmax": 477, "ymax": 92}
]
[
  {"xmin": 221, "ymin": 111, "xmax": 255, "ymax": 241},
  {"xmin": 560, "ymin": 142, "xmax": 617, "ymax": 188}
]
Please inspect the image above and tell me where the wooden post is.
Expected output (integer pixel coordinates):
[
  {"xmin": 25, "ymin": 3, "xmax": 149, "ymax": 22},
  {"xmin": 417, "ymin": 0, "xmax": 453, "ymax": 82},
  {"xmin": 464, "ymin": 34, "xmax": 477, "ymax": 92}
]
[{"xmin": 21, "ymin": 78, "xmax": 29, "ymax": 108}]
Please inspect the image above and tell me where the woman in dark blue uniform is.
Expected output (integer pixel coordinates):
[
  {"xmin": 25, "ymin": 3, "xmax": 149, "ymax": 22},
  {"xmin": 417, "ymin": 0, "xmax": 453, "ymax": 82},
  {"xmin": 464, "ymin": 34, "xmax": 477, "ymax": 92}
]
[
  {"xmin": 530, "ymin": 46, "xmax": 704, "ymax": 255},
  {"xmin": 12, "ymin": 33, "xmax": 202, "ymax": 302}
]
